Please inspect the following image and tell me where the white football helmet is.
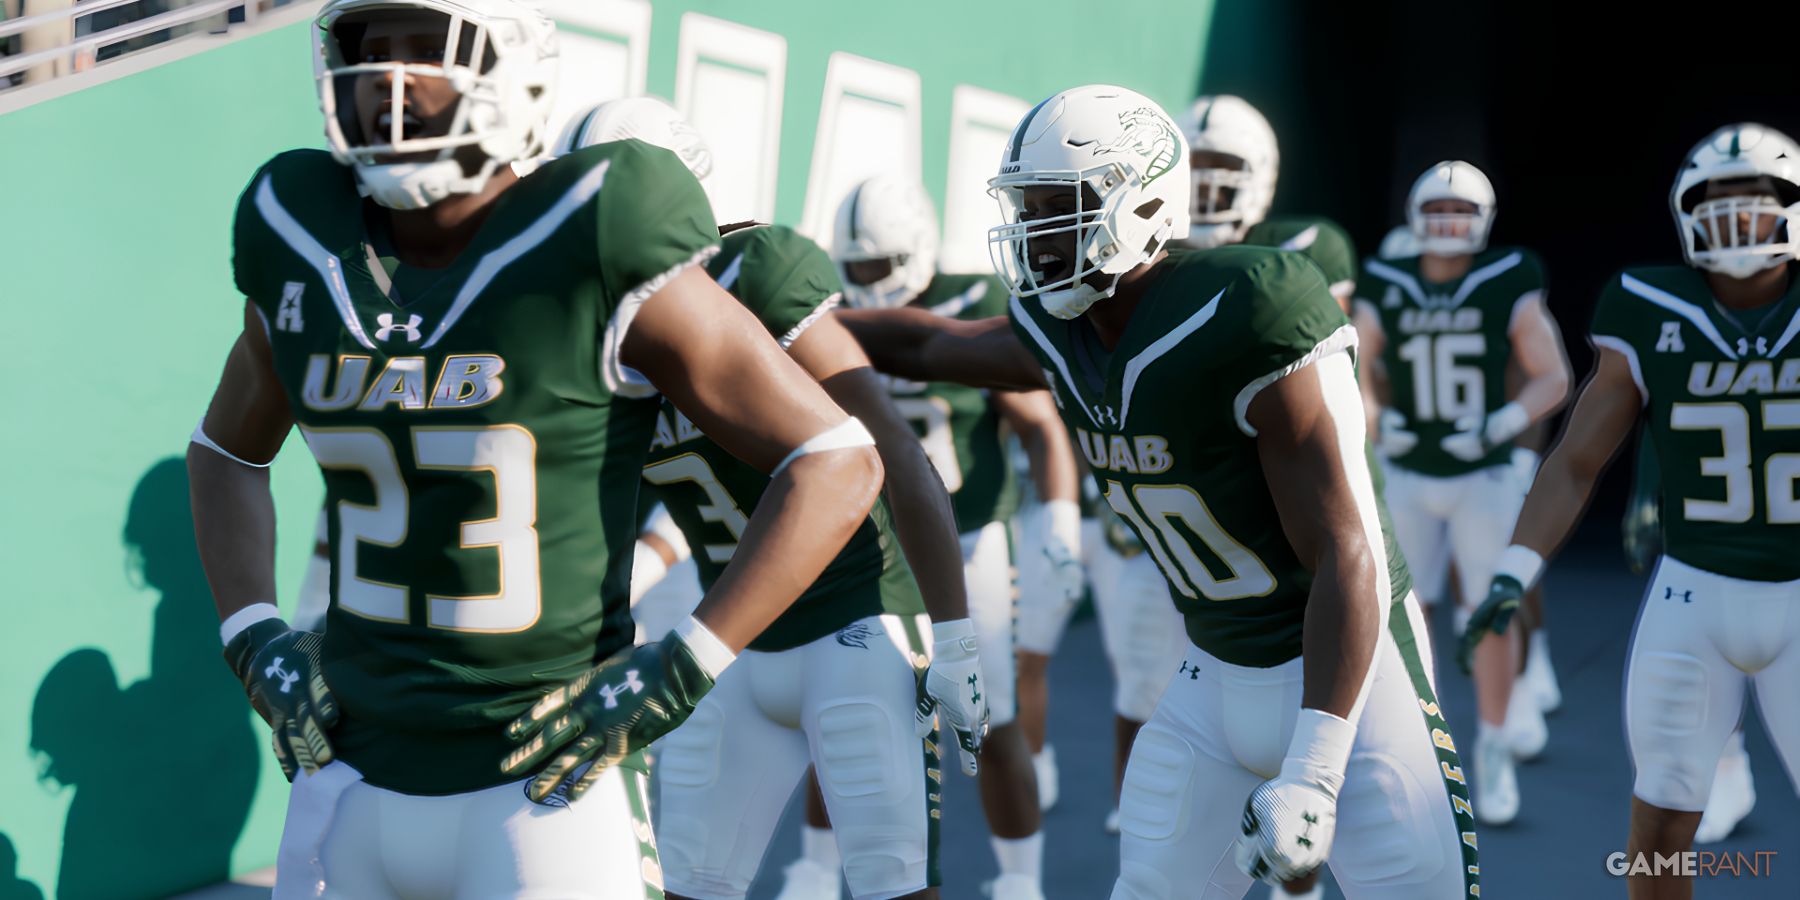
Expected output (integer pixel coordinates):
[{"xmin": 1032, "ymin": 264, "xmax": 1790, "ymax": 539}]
[
  {"xmin": 1179, "ymin": 94, "xmax": 1278, "ymax": 248},
  {"xmin": 551, "ymin": 96, "xmax": 714, "ymax": 181},
  {"xmin": 1406, "ymin": 161, "xmax": 1496, "ymax": 256},
  {"xmin": 831, "ymin": 176, "xmax": 940, "ymax": 309},
  {"xmin": 1378, "ymin": 224, "xmax": 1422, "ymax": 260},
  {"xmin": 1671, "ymin": 123, "xmax": 1800, "ymax": 279},
  {"xmin": 314, "ymin": 0, "xmax": 558, "ymax": 210},
  {"xmin": 989, "ymin": 85, "xmax": 1190, "ymax": 320}
]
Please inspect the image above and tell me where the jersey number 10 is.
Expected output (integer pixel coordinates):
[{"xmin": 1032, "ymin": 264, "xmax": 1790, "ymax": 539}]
[{"xmin": 1103, "ymin": 479, "xmax": 1276, "ymax": 601}]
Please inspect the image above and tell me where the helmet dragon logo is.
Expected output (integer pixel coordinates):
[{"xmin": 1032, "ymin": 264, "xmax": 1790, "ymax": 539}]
[{"xmin": 1097, "ymin": 108, "xmax": 1180, "ymax": 186}]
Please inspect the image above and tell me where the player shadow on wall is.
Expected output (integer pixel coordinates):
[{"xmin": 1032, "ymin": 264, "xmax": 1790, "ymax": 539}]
[
  {"xmin": 28, "ymin": 458, "xmax": 260, "ymax": 900},
  {"xmin": 0, "ymin": 833, "xmax": 45, "ymax": 900}
]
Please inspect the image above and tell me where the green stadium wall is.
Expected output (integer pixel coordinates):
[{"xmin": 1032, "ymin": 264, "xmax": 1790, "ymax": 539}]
[{"xmin": 0, "ymin": 3, "xmax": 1212, "ymax": 896}]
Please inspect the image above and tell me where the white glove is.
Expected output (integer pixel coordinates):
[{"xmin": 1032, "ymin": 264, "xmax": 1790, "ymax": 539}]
[
  {"xmin": 1375, "ymin": 408, "xmax": 1418, "ymax": 458},
  {"xmin": 1020, "ymin": 498, "xmax": 1084, "ymax": 609},
  {"xmin": 1441, "ymin": 402, "xmax": 1529, "ymax": 463},
  {"xmin": 917, "ymin": 618, "xmax": 989, "ymax": 776},
  {"xmin": 1234, "ymin": 709, "xmax": 1355, "ymax": 886}
]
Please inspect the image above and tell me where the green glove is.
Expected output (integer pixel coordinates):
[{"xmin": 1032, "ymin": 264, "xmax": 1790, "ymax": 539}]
[
  {"xmin": 502, "ymin": 631, "xmax": 715, "ymax": 803},
  {"xmin": 1622, "ymin": 492, "xmax": 1662, "ymax": 577},
  {"xmin": 223, "ymin": 618, "xmax": 337, "ymax": 780},
  {"xmin": 1458, "ymin": 576, "xmax": 1525, "ymax": 674}
]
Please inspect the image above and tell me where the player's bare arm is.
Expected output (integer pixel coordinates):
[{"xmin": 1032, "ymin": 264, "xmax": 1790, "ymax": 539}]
[
  {"xmin": 1248, "ymin": 356, "xmax": 1384, "ymax": 721},
  {"xmin": 789, "ymin": 313, "xmax": 968, "ymax": 623},
  {"xmin": 1506, "ymin": 291, "xmax": 1574, "ymax": 429},
  {"xmin": 787, "ymin": 310, "xmax": 993, "ymax": 765},
  {"xmin": 995, "ymin": 389, "xmax": 1078, "ymax": 504},
  {"xmin": 190, "ymin": 301, "xmax": 337, "ymax": 779},
  {"xmin": 623, "ymin": 266, "xmax": 885, "ymax": 651},
  {"xmin": 1511, "ymin": 348, "xmax": 1640, "ymax": 558},
  {"xmin": 1457, "ymin": 347, "xmax": 1641, "ymax": 669},
  {"xmin": 1232, "ymin": 351, "xmax": 1384, "ymax": 886},
  {"xmin": 836, "ymin": 307, "xmax": 1046, "ymax": 391},
  {"xmin": 190, "ymin": 302, "xmax": 292, "ymax": 620}
]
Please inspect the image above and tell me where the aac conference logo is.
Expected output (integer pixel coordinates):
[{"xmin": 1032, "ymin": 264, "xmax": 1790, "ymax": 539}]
[{"xmin": 1604, "ymin": 850, "xmax": 1777, "ymax": 878}]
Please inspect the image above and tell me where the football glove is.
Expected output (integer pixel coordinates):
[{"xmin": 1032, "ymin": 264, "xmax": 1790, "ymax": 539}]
[
  {"xmin": 916, "ymin": 618, "xmax": 989, "ymax": 776},
  {"xmin": 1233, "ymin": 709, "xmax": 1352, "ymax": 886},
  {"xmin": 1375, "ymin": 408, "xmax": 1419, "ymax": 458},
  {"xmin": 1622, "ymin": 489, "xmax": 1662, "ymax": 577},
  {"xmin": 1459, "ymin": 575, "xmax": 1525, "ymax": 674},
  {"xmin": 503, "ymin": 629, "xmax": 715, "ymax": 803},
  {"xmin": 1441, "ymin": 403, "xmax": 1530, "ymax": 463},
  {"xmin": 223, "ymin": 618, "xmax": 337, "ymax": 781}
]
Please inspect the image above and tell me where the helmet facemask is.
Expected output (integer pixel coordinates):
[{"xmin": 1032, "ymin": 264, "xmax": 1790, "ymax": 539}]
[
  {"xmin": 1186, "ymin": 151, "xmax": 1256, "ymax": 248},
  {"xmin": 315, "ymin": 0, "xmax": 555, "ymax": 210},
  {"xmin": 1412, "ymin": 201, "xmax": 1490, "ymax": 257},
  {"xmin": 1677, "ymin": 177, "xmax": 1798, "ymax": 280},
  {"xmin": 989, "ymin": 163, "xmax": 1172, "ymax": 320}
]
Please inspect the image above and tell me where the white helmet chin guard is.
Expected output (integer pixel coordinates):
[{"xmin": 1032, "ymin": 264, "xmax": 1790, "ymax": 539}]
[
  {"xmin": 832, "ymin": 176, "xmax": 940, "ymax": 309},
  {"xmin": 1406, "ymin": 161, "xmax": 1496, "ymax": 256},
  {"xmin": 1178, "ymin": 94, "xmax": 1278, "ymax": 249},
  {"xmin": 1671, "ymin": 123, "xmax": 1800, "ymax": 280},
  {"xmin": 551, "ymin": 96, "xmax": 715, "ymax": 181},
  {"xmin": 989, "ymin": 84, "xmax": 1190, "ymax": 320},
  {"xmin": 314, "ymin": 0, "xmax": 558, "ymax": 210}
]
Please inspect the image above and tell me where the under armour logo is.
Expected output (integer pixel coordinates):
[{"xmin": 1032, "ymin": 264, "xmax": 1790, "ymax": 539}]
[
  {"xmin": 1655, "ymin": 322, "xmax": 1684, "ymax": 353},
  {"xmin": 376, "ymin": 312, "xmax": 423, "ymax": 343},
  {"xmin": 1179, "ymin": 661, "xmax": 1201, "ymax": 680},
  {"xmin": 1382, "ymin": 285, "xmax": 1401, "ymax": 309},
  {"xmin": 1665, "ymin": 587, "xmax": 1693, "ymax": 603},
  {"xmin": 1097, "ymin": 404, "xmax": 1120, "ymax": 427},
  {"xmin": 276, "ymin": 282, "xmax": 306, "ymax": 333},
  {"xmin": 598, "ymin": 670, "xmax": 645, "ymax": 709},
  {"xmin": 967, "ymin": 673, "xmax": 981, "ymax": 705},
  {"xmin": 265, "ymin": 657, "xmax": 301, "ymax": 693},
  {"xmin": 1736, "ymin": 336, "xmax": 1770, "ymax": 356}
]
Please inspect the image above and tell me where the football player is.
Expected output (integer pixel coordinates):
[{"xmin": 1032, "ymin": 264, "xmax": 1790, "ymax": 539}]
[
  {"xmin": 1182, "ymin": 94, "xmax": 1359, "ymax": 312},
  {"xmin": 187, "ymin": 3, "xmax": 886, "ymax": 897},
  {"xmin": 1353, "ymin": 161, "xmax": 1572, "ymax": 825},
  {"xmin": 784, "ymin": 173, "xmax": 1079, "ymax": 900},
  {"xmin": 841, "ymin": 84, "xmax": 1479, "ymax": 899},
  {"xmin": 556, "ymin": 98, "xmax": 990, "ymax": 900},
  {"xmin": 1466, "ymin": 123, "xmax": 1800, "ymax": 898}
]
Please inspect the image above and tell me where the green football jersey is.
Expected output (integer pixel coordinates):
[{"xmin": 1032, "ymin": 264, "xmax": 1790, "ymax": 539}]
[
  {"xmin": 231, "ymin": 142, "xmax": 718, "ymax": 795},
  {"xmin": 1012, "ymin": 247, "xmax": 1412, "ymax": 667},
  {"xmin": 887, "ymin": 273, "xmax": 1021, "ymax": 534},
  {"xmin": 642, "ymin": 225, "xmax": 925, "ymax": 652},
  {"xmin": 1358, "ymin": 247, "xmax": 1546, "ymax": 477},
  {"xmin": 1243, "ymin": 214, "xmax": 1359, "ymax": 298},
  {"xmin": 1591, "ymin": 266, "xmax": 1800, "ymax": 581}
]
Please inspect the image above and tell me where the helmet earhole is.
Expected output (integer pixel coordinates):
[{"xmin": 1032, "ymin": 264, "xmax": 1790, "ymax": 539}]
[{"xmin": 1134, "ymin": 198, "xmax": 1164, "ymax": 220}]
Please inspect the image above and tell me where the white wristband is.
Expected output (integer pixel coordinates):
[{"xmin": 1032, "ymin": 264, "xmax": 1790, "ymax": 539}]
[
  {"xmin": 932, "ymin": 617, "xmax": 976, "ymax": 646},
  {"xmin": 770, "ymin": 417, "xmax": 876, "ymax": 480},
  {"xmin": 1281, "ymin": 707, "xmax": 1357, "ymax": 797},
  {"xmin": 220, "ymin": 603, "xmax": 283, "ymax": 646},
  {"xmin": 1494, "ymin": 544, "xmax": 1546, "ymax": 591},
  {"xmin": 1043, "ymin": 498, "xmax": 1082, "ymax": 552},
  {"xmin": 673, "ymin": 615, "xmax": 736, "ymax": 679},
  {"xmin": 1484, "ymin": 402, "xmax": 1530, "ymax": 447}
]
